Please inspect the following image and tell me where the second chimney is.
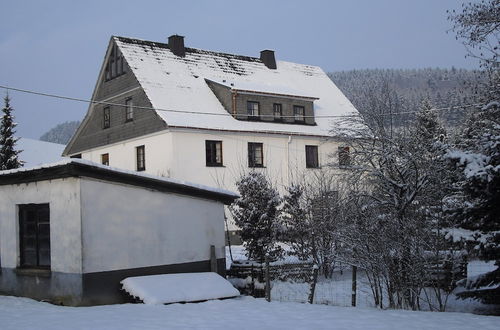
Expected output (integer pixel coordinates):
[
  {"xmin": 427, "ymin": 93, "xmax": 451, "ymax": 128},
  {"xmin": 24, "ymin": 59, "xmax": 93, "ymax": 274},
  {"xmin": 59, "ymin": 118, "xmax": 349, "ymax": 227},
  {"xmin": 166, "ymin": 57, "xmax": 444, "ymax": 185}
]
[
  {"xmin": 168, "ymin": 35, "xmax": 185, "ymax": 57},
  {"xmin": 260, "ymin": 50, "xmax": 277, "ymax": 69}
]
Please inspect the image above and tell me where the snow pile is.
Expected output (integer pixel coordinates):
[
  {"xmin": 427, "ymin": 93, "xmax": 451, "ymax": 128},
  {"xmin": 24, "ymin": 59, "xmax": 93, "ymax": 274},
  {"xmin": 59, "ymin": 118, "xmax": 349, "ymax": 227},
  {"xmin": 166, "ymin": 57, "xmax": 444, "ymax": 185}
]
[{"xmin": 120, "ymin": 272, "xmax": 239, "ymax": 304}]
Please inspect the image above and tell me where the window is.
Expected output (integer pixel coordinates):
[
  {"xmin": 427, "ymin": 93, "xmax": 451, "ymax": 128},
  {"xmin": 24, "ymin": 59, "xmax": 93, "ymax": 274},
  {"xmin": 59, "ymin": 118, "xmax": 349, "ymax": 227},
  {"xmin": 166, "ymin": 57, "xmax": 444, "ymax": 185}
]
[
  {"xmin": 294, "ymin": 106, "xmax": 305, "ymax": 122},
  {"xmin": 125, "ymin": 98, "xmax": 133, "ymax": 121},
  {"xmin": 105, "ymin": 44, "xmax": 126, "ymax": 81},
  {"xmin": 19, "ymin": 204, "xmax": 50, "ymax": 269},
  {"xmin": 273, "ymin": 103, "xmax": 282, "ymax": 121},
  {"xmin": 206, "ymin": 140, "xmax": 223, "ymax": 166},
  {"xmin": 103, "ymin": 107, "xmax": 110, "ymax": 129},
  {"xmin": 136, "ymin": 145, "xmax": 145, "ymax": 171},
  {"xmin": 339, "ymin": 146, "xmax": 351, "ymax": 167},
  {"xmin": 305, "ymin": 145, "xmax": 319, "ymax": 168},
  {"xmin": 101, "ymin": 153, "xmax": 109, "ymax": 166},
  {"xmin": 247, "ymin": 101, "xmax": 260, "ymax": 120},
  {"xmin": 248, "ymin": 142, "xmax": 264, "ymax": 167}
]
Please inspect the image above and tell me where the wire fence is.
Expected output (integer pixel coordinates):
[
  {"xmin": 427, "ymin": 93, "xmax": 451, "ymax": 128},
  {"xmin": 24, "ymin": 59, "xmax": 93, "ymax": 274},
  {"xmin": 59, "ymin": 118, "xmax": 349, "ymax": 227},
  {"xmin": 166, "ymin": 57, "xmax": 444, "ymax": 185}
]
[
  {"xmin": 226, "ymin": 252, "xmax": 363, "ymax": 307},
  {"xmin": 226, "ymin": 246, "xmax": 497, "ymax": 311}
]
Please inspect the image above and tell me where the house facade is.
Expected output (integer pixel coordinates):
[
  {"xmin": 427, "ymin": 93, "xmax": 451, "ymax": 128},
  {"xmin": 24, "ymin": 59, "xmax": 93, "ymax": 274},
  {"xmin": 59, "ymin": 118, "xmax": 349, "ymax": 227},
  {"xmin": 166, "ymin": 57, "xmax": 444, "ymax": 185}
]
[
  {"xmin": 63, "ymin": 35, "xmax": 358, "ymax": 231},
  {"xmin": 0, "ymin": 159, "xmax": 236, "ymax": 305}
]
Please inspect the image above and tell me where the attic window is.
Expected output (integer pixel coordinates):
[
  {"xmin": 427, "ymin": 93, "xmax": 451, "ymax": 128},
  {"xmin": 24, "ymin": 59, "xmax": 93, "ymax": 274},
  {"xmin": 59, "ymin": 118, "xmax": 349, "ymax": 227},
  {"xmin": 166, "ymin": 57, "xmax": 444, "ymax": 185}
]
[
  {"xmin": 294, "ymin": 106, "xmax": 305, "ymax": 123},
  {"xmin": 273, "ymin": 104, "xmax": 282, "ymax": 121},
  {"xmin": 125, "ymin": 98, "xmax": 133, "ymax": 121},
  {"xmin": 103, "ymin": 107, "xmax": 110, "ymax": 129},
  {"xmin": 105, "ymin": 44, "xmax": 126, "ymax": 81},
  {"xmin": 247, "ymin": 101, "xmax": 260, "ymax": 120}
]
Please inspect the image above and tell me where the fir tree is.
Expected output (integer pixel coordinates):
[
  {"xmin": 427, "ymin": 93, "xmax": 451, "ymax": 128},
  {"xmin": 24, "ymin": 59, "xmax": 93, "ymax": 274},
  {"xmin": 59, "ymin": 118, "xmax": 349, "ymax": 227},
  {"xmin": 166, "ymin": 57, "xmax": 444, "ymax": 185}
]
[
  {"xmin": 230, "ymin": 172, "xmax": 282, "ymax": 263},
  {"xmin": 280, "ymin": 184, "xmax": 310, "ymax": 261},
  {"xmin": 0, "ymin": 95, "xmax": 22, "ymax": 170},
  {"xmin": 448, "ymin": 0, "xmax": 500, "ymax": 304}
]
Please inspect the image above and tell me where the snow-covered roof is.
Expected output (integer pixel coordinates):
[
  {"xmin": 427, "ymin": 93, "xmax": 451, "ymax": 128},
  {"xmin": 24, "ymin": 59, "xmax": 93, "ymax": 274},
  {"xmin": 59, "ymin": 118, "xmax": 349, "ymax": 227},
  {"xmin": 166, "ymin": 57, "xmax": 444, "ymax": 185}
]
[
  {"xmin": 0, "ymin": 159, "xmax": 238, "ymax": 204},
  {"xmin": 17, "ymin": 138, "xmax": 65, "ymax": 167},
  {"xmin": 115, "ymin": 36, "xmax": 359, "ymax": 137}
]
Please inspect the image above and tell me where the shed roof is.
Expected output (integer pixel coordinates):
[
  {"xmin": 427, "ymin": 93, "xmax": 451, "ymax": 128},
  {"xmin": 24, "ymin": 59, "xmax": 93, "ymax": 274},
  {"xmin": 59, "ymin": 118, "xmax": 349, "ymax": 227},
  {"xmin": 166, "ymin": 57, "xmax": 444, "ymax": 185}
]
[
  {"xmin": 114, "ymin": 36, "xmax": 359, "ymax": 137},
  {"xmin": 0, "ymin": 159, "xmax": 238, "ymax": 205}
]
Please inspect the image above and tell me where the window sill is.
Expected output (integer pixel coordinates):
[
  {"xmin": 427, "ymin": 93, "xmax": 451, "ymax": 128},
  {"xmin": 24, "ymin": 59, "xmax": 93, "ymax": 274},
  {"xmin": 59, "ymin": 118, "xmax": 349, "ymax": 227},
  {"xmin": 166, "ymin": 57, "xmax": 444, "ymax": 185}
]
[
  {"xmin": 306, "ymin": 166, "xmax": 321, "ymax": 169},
  {"xmin": 125, "ymin": 119, "xmax": 134, "ymax": 123},
  {"xmin": 249, "ymin": 165, "xmax": 265, "ymax": 168},
  {"xmin": 206, "ymin": 164, "xmax": 225, "ymax": 167},
  {"xmin": 15, "ymin": 268, "xmax": 51, "ymax": 277}
]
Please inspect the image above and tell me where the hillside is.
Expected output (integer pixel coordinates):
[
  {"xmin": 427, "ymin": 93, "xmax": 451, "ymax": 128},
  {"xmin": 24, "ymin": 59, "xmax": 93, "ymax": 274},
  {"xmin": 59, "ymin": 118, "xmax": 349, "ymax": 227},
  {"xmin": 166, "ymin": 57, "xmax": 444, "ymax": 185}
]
[
  {"xmin": 329, "ymin": 68, "xmax": 484, "ymax": 128},
  {"xmin": 39, "ymin": 120, "xmax": 80, "ymax": 145}
]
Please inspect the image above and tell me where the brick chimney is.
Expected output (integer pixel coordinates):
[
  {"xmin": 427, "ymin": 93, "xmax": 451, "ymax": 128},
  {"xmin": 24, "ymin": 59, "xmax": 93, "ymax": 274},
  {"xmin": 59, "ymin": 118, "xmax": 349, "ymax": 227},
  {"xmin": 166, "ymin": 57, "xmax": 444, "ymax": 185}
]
[
  {"xmin": 260, "ymin": 50, "xmax": 276, "ymax": 69},
  {"xmin": 168, "ymin": 35, "xmax": 185, "ymax": 57}
]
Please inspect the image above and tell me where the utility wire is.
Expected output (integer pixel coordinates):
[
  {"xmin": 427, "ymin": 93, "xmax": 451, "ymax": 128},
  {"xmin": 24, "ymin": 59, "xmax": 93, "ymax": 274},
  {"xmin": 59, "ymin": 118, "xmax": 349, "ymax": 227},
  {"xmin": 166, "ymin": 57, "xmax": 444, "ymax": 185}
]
[{"xmin": 0, "ymin": 84, "xmax": 483, "ymax": 119}]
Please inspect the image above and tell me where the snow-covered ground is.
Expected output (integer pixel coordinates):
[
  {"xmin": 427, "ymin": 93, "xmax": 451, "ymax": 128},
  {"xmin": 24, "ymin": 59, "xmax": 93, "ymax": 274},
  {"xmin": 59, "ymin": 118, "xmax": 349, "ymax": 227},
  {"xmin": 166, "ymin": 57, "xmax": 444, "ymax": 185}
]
[{"xmin": 0, "ymin": 295, "xmax": 498, "ymax": 330}]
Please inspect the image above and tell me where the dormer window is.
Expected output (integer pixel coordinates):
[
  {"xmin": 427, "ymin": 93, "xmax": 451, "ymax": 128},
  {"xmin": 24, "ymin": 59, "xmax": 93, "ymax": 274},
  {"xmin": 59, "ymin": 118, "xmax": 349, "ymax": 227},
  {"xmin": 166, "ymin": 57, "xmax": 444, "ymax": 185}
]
[
  {"xmin": 294, "ymin": 105, "xmax": 305, "ymax": 123},
  {"xmin": 105, "ymin": 44, "xmax": 126, "ymax": 81},
  {"xmin": 273, "ymin": 103, "xmax": 282, "ymax": 121},
  {"xmin": 247, "ymin": 101, "xmax": 260, "ymax": 120}
]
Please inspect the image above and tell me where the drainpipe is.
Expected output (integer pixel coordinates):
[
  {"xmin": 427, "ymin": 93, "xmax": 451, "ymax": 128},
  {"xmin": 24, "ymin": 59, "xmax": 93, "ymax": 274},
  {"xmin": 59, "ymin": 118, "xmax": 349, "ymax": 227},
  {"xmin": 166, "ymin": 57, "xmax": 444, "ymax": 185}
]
[
  {"xmin": 231, "ymin": 91, "xmax": 237, "ymax": 117},
  {"xmin": 287, "ymin": 135, "xmax": 292, "ymax": 185}
]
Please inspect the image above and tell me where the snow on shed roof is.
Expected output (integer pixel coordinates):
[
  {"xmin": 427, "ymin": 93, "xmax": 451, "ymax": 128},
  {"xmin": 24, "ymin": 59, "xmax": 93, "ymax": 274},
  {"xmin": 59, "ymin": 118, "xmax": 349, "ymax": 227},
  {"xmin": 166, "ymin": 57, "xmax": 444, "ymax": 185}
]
[
  {"xmin": 115, "ymin": 36, "xmax": 358, "ymax": 137},
  {"xmin": 0, "ymin": 159, "xmax": 238, "ymax": 204}
]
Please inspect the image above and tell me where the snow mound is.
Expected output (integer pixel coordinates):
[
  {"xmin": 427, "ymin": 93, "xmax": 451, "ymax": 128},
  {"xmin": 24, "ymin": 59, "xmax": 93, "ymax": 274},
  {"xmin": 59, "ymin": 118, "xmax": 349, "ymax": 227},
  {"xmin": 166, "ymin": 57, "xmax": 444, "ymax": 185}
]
[{"xmin": 121, "ymin": 272, "xmax": 239, "ymax": 305}]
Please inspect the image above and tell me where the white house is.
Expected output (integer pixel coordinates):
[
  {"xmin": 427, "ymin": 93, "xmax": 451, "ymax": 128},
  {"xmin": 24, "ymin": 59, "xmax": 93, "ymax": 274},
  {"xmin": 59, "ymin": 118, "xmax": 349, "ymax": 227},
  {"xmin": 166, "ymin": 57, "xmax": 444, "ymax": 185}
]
[
  {"xmin": 0, "ymin": 159, "xmax": 237, "ymax": 305},
  {"xmin": 63, "ymin": 35, "xmax": 358, "ymax": 233}
]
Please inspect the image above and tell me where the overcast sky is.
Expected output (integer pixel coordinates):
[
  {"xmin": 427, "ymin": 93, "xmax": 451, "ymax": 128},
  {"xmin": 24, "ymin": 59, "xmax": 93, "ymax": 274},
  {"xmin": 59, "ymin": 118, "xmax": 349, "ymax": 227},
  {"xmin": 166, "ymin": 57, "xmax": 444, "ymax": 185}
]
[{"xmin": 0, "ymin": 0, "xmax": 480, "ymax": 139}]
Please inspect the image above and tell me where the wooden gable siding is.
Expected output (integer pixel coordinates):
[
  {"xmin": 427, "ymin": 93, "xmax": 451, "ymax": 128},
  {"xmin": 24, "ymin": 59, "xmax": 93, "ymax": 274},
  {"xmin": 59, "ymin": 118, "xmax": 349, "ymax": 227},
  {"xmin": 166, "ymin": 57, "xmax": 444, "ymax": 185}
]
[{"xmin": 65, "ymin": 45, "xmax": 167, "ymax": 156}]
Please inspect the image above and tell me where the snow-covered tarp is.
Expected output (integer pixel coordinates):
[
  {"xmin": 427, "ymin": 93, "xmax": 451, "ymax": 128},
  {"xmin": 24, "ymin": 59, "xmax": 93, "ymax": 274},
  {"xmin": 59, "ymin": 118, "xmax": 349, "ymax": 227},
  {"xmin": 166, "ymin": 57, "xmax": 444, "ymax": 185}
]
[{"xmin": 121, "ymin": 272, "xmax": 240, "ymax": 305}]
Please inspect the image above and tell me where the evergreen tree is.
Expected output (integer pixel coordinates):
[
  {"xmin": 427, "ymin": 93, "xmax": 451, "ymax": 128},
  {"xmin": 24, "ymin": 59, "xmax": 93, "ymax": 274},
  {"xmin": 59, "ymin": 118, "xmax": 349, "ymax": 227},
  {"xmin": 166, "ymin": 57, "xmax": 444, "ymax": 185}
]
[
  {"xmin": 280, "ymin": 184, "xmax": 310, "ymax": 261},
  {"xmin": 0, "ymin": 95, "xmax": 22, "ymax": 170},
  {"xmin": 447, "ymin": 0, "xmax": 500, "ymax": 304},
  {"xmin": 230, "ymin": 172, "xmax": 282, "ymax": 263}
]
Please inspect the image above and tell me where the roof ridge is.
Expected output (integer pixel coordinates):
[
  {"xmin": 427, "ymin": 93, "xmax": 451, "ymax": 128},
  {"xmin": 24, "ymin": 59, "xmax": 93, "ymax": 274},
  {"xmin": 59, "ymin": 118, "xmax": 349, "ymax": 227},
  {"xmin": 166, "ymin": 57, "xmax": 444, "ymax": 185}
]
[{"xmin": 114, "ymin": 36, "xmax": 262, "ymax": 63}]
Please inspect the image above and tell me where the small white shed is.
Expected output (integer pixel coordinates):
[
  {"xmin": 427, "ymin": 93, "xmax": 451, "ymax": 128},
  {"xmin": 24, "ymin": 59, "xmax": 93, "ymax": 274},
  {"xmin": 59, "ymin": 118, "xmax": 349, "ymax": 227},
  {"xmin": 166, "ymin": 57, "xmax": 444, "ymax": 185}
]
[{"xmin": 0, "ymin": 159, "xmax": 237, "ymax": 306}]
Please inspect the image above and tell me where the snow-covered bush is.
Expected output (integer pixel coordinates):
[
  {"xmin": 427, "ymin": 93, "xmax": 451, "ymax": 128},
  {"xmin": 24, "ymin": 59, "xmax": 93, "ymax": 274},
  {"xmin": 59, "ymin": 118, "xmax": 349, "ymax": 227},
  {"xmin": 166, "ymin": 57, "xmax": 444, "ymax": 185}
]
[{"xmin": 231, "ymin": 172, "xmax": 282, "ymax": 263}]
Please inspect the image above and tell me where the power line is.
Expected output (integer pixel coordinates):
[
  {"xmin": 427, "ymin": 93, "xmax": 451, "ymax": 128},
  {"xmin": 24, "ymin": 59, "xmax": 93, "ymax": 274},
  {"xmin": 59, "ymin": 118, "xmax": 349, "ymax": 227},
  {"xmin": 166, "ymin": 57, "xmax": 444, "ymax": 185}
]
[{"xmin": 0, "ymin": 84, "xmax": 483, "ymax": 119}]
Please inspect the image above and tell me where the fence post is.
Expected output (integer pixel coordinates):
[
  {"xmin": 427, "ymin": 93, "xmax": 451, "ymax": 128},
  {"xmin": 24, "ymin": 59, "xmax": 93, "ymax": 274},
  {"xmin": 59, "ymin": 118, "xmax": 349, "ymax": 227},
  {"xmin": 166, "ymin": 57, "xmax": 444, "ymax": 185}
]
[
  {"xmin": 265, "ymin": 255, "xmax": 271, "ymax": 302},
  {"xmin": 308, "ymin": 265, "xmax": 319, "ymax": 304},
  {"xmin": 210, "ymin": 245, "xmax": 218, "ymax": 273},
  {"xmin": 352, "ymin": 265, "xmax": 357, "ymax": 307}
]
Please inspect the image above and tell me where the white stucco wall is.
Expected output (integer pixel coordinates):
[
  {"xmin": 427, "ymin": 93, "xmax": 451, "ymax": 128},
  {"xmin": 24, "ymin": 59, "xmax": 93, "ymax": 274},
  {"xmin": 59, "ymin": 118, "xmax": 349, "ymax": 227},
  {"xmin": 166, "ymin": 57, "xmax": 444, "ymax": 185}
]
[
  {"xmin": 0, "ymin": 178, "xmax": 82, "ymax": 273},
  {"xmin": 79, "ymin": 178, "xmax": 225, "ymax": 273},
  {"xmin": 78, "ymin": 129, "xmax": 345, "ymax": 230},
  {"xmin": 81, "ymin": 131, "xmax": 173, "ymax": 177}
]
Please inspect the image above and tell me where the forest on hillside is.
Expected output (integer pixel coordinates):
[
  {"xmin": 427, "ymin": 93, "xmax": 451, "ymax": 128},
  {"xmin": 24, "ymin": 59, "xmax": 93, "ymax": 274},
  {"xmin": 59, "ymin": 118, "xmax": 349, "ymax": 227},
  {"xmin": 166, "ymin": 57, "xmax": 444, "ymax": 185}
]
[{"xmin": 329, "ymin": 68, "xmax": 484, "ymax": 128}]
